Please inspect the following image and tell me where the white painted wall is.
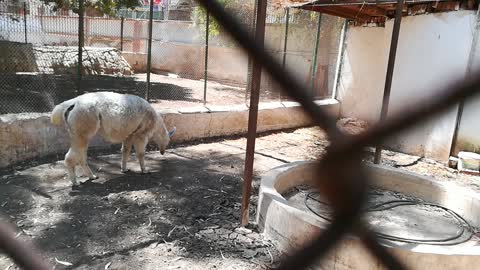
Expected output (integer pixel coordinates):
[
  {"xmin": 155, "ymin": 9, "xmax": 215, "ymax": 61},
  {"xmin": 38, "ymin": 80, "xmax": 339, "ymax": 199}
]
[
  {"xmin": 453, "ymin": 96, "xmax": 480, "ymax": 154},
  {"xmin": 338, "ymin": 11, "xmax": 476, "ymax": 161},
  {"xmin": 454, "ymin": 15, "xmax": 480, "ymax": 155}
]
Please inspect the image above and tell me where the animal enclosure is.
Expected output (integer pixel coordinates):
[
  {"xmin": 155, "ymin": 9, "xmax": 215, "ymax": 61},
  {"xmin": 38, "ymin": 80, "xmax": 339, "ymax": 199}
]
[{"xmin": 1, "ymin": 0, "xmax": 480, "ymax": 270}]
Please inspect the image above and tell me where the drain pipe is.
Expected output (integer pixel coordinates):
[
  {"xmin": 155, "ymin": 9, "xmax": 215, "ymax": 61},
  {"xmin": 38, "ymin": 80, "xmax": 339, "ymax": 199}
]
[
  {"xmin": 280, "ymin": 8, "xmax": 290, "ymax": 102},
  {"xmin": 449, "ymin": 5, "xmax": 480, "ymax": 157},
  {"xmin": 373, "ymin": 0, "xmax": 405, "ymax": 164},
  {"xmin": 332, "ymin": 20, "xmax": 348, "ymax": 99},
  {"xmin": 310, "ymin": 13, "xmax": 322, "ymax": 95}
]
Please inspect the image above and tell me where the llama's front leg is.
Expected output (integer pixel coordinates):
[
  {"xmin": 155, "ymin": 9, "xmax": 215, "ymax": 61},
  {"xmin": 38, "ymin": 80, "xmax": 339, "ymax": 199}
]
[
  {"xmin": 78, "ymin": 146, "xmax": 97, "ymax": 180},
  {"xmin": 80, "ymin": 159, "xmax": 98, "ymax": 180},
  {"xmin": 121, "ymin": 138, "xmax": 133, "ymax": 173},
  {"xmin": 134, "ymin": 138, "xmax": 149, "ymax": 174},
  {"xmin": 65, "ymin": 148, "xmax": 79, "ymax": 186}
]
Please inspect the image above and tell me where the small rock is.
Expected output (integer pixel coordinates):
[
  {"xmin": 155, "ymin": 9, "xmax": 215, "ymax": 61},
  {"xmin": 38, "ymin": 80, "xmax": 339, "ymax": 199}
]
[
  {"xmin": 228, "ymin": 232, "xmax": 238, "ymax": 239},
  {"xmin": 234, "ymin": 227, "xmax": 252, "ymax": 235},
  {"xmin": 215, "ymin": 228, "xmax": 231, "ymax": 236},
  {"xmin": 458, "ymin": 151, "xmax": 480, "ymax": 173},
  {"xmin": 242, "ymin": 249, "xmax": 257, "ymax": 258},
  {"xmin": 246, "ymin": 233, "xmax": 261, "ymax": 241},
  {"xmin": 200, "ymin": 229, "xmax": 215, "ymax": 235},
  {"xmin": 236, "ymin": 234, "xmax": 250, "ymax": 243}
]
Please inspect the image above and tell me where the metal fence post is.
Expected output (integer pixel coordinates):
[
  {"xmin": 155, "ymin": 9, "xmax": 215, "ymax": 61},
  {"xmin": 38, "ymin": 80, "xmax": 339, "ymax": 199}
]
[
  {"xmin": 310, "ymin": 13, "xmax": 322, "ymax": 95},
  {"xmin": 374, "ymin": 0, "xmax": 405, "ymax": 164},
  {"xmin": 77, "ymin": 0, "xmax": 85, "ymax": 96},
  {"xmin": 203, "ymin": 11, "xmax": 210, "ymax": 104},
  {"xmin": 146, "ymin": 0, "xmax": 154, "ymax": 100},
  {"xmin": 23, "ymin": 2, "xmax": 27, "ymax": 44},
  {"xmin": 282, "ymin": 8, "xmax": 289, "ymax": 69},
  {"xmin": 240, "ymin": 0, "xmax": 267, "ymax": 226},
  {"xmin": 120, "ymin": 16, "xmax": 124, "ymax": 51},
  {"xmin": 280, "ymin": 8, "xmax": 290, "ymax": 101},
  {"xmin": 245, "ymin": 0, "xmax": 258, "ymax": 105}
]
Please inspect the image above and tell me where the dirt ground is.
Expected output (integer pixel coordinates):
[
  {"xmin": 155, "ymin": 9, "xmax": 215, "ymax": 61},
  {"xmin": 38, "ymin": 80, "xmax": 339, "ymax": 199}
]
[
  {"xmin": 1, "ymin": 123, "xmax": 479, "ymax": 270},
  {"xmin": 0, "ymin": 73, "xmax": 284, "ymax": 114},
  {"xmin": 137, "ymin": 73, "xmax": 285, "ymax": 110}
]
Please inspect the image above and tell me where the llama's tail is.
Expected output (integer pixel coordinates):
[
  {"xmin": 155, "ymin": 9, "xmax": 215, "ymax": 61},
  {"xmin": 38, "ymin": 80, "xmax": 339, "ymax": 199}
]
[{"xmin": 51, "ymin": 99, "xmax": 77, "ymax": 126}]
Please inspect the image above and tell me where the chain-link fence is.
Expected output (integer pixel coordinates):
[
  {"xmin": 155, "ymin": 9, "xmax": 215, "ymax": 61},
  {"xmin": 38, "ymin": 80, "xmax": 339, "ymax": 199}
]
[
  {"xmin": 0, "ymin": 0, "xmax": 79, "ymax": 114},
  {"xmin": 0, "ymin": 0, "xmax": 344, "ymax": 115}
]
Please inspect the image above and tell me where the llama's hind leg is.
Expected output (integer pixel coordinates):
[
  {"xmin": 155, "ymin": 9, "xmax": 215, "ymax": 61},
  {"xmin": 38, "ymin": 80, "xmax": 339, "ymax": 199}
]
[
  {"xmin": 64, "ymin": 105, "xmax": 100, "ymax": 186},
  {"xmin": 65, "ymin": 148, "xmax": 80, "ymax": 186},
  {"xmin": 121, "ymin": 137, "xmax": 133, "ymax": 173}
]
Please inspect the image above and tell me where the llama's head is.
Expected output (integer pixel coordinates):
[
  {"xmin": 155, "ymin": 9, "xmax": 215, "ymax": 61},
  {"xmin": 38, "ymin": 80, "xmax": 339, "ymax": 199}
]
[{"xmin": 152, "ymin": 119, "xmax": 176, "ymax": 155}]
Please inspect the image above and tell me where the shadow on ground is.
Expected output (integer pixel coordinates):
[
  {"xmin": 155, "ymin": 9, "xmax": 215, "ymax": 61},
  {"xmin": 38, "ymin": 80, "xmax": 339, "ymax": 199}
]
[
  {"xmin": 0, "ymin": 74, "xmax": 199, "ymax": 114},
  {"xmin": 0, "ymin": 147, "xmax": 272, "ymax": 269}
]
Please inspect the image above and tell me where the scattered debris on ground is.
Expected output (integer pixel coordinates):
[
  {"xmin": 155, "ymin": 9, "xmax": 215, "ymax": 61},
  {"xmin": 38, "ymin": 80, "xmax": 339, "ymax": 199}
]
[{"xmin": 0, "ymin": 120, "xmax": 478, "ymax": 269}]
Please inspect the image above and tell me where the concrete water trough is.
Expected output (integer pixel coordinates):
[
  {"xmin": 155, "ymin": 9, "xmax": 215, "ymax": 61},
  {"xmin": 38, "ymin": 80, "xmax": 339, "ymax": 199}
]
[{"xmin": 256, "ymin": 161, "xmax": 480, "ymax": 269}]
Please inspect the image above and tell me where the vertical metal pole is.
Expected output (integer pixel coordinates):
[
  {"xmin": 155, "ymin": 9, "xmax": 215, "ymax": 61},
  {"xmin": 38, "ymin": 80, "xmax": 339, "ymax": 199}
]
[
  {"xmin": 120, "ymin": 16, "xmax": 124, "ymax": 51},
  {"xmin": 449, "ymin": 4, "xmax": 480, "ymax": 157},
  {"xmin": 245, "ymin": 0, "xmax": 258, "ymax": 105},
  {"xmin": 23, "ymin": 2, "xmax": 27, "ymax": 44},
  {"xmin": 77, "ymin": 0, "xmax": 84, "ymax": 96},
  {"xmin": 310, "ymin": 13, "xmax": 322, "ymax": 95},
  {"xmin": 374, "ymin": 0, "xmax": 405, "ymax": 164},
  {"xmin": 282, "ymin": 8, "xmax": 290, "ymax": 69},
  {"xmin": 145, "ymin": 0, "xmax": 154, "ymax": 100},
  {"xmin": 280, "ymin": 8, "xmax": 290, "ymax": 102},
  {"xmin": 332, "ymin": 20, "xmax": 347, "ymax": 99},
  {"xmin": 203, "ymin": 11, "xmax": 210, "ymax": 104},
  {"xmin": 240, "ymin": 0, "xmax": 267, "ymax": 227}
]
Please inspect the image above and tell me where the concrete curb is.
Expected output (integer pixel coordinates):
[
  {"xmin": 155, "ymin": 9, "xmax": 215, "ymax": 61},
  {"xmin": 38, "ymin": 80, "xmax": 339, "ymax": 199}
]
[
  {"xmin": 0, "ymin": 99, "xmax": 339, "ymax": 168},
  {"xmin": 257, "ymin": 161, "xmax": 480, "ymax": 269}
]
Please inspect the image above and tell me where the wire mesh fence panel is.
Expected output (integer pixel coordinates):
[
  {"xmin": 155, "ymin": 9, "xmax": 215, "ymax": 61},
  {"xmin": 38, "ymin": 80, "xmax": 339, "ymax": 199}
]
[
  {"xmin": 267, "ymin": 7, "xmax": 319, "ymax": 103},
  {"xmin": 0, "ymin": 0, "xmax": 335, "ymax": 115},
  {"xmin": 203, "ymin": 1, "xmax": 255, "ymax": 106},
  {"xmin": 146, "ymin": 4, "xmax": 207, "ymax": 109},
  {"xmin": 258, "ymin": 2, "xmax": 287, "ymax": 103},
  {"xmin": 81, "ymin": 11, "xmax": 148, "ymax": 101},
  {"xmin": 260, "ymin": 7, "xmax": 346, "ymax": 103},
  {"xmin": 317, "ymin": 14, "xmax": 345, "ymax": 99},
  {"xmin": 0, "ymin": 0, "xmax": 78, "ymax": 114}
]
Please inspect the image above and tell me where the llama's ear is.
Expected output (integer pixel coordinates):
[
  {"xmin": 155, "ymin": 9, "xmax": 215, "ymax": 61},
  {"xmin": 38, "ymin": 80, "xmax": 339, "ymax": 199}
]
[{"xmin": 168, "ymin": 127, "xmax": 176, "ymax": 138}]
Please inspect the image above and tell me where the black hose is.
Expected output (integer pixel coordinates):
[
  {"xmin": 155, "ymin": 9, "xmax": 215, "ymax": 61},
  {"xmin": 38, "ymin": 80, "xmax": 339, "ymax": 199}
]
[{"xmin": 304, "ymin": 191, "xmax": 476, "ymax": 245}]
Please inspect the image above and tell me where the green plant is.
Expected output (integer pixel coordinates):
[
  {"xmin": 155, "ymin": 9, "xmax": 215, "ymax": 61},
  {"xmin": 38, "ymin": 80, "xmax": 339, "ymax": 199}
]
[
  {"xmin": 40, "ymin": 0, "xmax": 140, "ymax": 16},
  {"xmin": 192, "ymin": 0, "xmax": 254, "ymax": 39}
]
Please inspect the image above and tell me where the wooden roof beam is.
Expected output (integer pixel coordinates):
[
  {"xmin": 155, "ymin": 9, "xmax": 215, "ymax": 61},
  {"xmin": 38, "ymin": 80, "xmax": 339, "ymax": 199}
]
[
  {"xmin": 341, "ymin": 5, "xmax": 388, "ymax": 16},
  {"xmin": 314, "ymin": 6, "xmax": 374, "ymax": 20}
]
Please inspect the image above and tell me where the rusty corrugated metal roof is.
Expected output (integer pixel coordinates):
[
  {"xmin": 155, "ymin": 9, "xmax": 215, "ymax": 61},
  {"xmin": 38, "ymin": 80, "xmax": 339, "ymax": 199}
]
[{"xmin": 273, "ymin": 0, "xmax": 476, "ymax": 26}]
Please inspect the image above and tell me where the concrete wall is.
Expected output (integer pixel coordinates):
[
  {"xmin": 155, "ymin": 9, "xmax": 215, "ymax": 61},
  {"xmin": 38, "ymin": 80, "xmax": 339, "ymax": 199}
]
[
  {"xmin": 455, "ymin": 96, "xmax": 480, "ymax": 154},
  {"xmin": 337, "ymin": 11, "xmax": 476, "ymax": 161},
  {"xmin": 0, "ymin": 100, "xmax": 339, "ymax": 169},
  {"xmin": 454, "ymin": 16, "xmax": 480, "ymax": 155}
]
